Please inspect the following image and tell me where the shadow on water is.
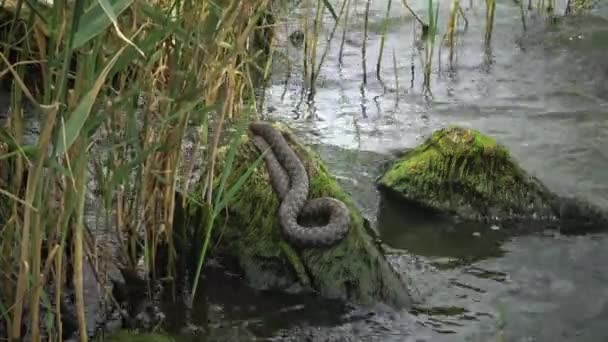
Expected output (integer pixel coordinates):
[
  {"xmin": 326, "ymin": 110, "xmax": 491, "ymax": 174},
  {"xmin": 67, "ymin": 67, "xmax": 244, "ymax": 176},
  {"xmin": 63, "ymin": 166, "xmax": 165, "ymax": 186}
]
[
  {"xmin": 376, "ymin": 192, "xmax": 509, "ymax": 264},
  {"xmin": 160, "ymin": 263, "xmax": 356, "ymax": 341}
]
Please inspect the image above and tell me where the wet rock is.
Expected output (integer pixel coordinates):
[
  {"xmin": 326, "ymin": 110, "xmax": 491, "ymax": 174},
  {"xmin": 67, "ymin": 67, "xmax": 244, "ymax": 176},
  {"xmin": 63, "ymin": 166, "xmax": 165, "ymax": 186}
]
[
  {"xmin": 376, "ymin": 126, "xmax": 608, "ymax": 231},
  {"xmin": 192, "ymin": 121, "xmax": 413, "ymax": 309}
]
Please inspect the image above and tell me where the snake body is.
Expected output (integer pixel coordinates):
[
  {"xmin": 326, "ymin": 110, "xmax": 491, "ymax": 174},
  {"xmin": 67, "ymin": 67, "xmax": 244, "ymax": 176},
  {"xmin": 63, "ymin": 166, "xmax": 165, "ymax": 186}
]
[{"xmin": 249, "ymin": 122, "xmax": 351, "ymax": 247}]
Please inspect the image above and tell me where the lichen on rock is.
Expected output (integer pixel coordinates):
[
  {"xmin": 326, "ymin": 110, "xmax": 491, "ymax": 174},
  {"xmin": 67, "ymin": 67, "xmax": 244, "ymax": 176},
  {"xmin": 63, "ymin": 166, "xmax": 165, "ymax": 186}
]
[
  {"xmin": 196, "ymin": 121, "xmax": 412, "ymax": 308},
  {"xmin": 377, "ymin": 126, "xmax": 563, "ymax": 224}
]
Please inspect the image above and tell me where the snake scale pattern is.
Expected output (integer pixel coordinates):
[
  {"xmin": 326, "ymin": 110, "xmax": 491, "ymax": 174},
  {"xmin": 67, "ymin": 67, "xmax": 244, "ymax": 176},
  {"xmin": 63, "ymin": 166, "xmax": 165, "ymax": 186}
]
[{"xmin": 249, "ymin": 122, "xmax": 351, "ymax": 247}]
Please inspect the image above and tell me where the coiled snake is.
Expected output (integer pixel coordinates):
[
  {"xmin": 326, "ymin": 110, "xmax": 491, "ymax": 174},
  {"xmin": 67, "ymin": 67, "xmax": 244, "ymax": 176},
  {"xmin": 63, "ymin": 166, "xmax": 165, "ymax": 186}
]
[{"xmin": 249, "ymin": 122, "xmax": 351, "ymax": 247}]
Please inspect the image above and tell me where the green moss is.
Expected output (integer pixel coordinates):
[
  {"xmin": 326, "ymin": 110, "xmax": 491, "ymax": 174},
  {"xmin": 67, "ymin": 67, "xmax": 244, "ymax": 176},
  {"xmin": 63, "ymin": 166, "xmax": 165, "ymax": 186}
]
[
  {"xmin": 193, "ymin": 122, "xmax": 412, "ymax": 308},
  {"xmin": 573, "ymin": 0, "xmax": 595, "ymax": 12},
  {"xmin": 377, "ymin": 126, "xmax": 559, "ymax": 222},
  {"xmin": 101, "ymin": 330, "xmax": 175, "ymax": 342}
]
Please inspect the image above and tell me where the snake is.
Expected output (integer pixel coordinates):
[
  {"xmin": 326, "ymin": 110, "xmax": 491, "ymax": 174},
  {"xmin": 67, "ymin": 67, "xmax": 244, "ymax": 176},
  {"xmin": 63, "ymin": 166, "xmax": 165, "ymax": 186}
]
[{"xmin": 249, "ymin": 121, "xmax": 351, "ymax": 247}]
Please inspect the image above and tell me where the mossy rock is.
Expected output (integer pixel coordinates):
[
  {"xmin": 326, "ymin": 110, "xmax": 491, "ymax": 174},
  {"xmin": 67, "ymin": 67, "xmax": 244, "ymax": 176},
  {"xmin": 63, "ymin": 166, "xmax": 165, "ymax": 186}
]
[
  {"xmin": 377, "ymin": 126, "xmax": 607, "ymax": 230},
  {"xmin": 195, "ymin": 122, "xmax": 413, "ymax": 308}
]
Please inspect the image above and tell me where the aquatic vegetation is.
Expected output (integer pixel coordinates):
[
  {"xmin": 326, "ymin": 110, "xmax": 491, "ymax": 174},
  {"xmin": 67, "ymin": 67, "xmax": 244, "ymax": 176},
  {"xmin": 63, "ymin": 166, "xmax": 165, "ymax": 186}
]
[
  {"xmin": 444, "ymin": 0, "xmax": 468, "ymax": 65},
  {"xmin": 283, "ymin": 0, "xmax": 598, "ymax": 99},
  {"xmin": 0, "ymin": 0, "xmax": 277, "ymax": 339}
]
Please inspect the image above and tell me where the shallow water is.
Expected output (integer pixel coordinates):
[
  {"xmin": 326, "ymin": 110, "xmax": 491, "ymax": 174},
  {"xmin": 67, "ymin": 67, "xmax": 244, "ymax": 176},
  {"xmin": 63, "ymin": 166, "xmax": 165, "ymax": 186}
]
[{"xmin": 164, "ymin": 1, "xmax": 608, "ymax": 341}]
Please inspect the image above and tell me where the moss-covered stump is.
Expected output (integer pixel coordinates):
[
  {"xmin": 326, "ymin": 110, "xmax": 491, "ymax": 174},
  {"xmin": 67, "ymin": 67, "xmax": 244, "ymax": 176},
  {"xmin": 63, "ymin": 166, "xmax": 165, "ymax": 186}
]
[
  {"xmin": 202, "ymin": 122, "xmax": 412, "ymax": 308},
  {"xmin": 377, "ymin": 126, "xmax": 607, "ymax": 231}
]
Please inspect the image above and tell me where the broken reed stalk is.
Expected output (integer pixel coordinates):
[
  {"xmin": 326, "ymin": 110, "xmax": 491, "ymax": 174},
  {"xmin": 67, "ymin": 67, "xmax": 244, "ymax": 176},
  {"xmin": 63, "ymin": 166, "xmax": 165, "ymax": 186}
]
[
  {"xmin": 458, "ymin": 5, "xmax": 469, "ymax": 30},
  {"xmin": 376, "ymin": 0, "xmax": 393, "ymax": 81},
  {"xmin": 313, "ymin": 0, "xmax": 349, "ymax": 85},
  {"xmin": 338, "ymin": 0, "xmax": 352, "ymax": 66},
  {"xmin": 303, "ymin": 0, "xmax": 312, "ymax": 91},
  {"xmin": 519, "ymin": 0, "xmax": 527, "ymax": 31},
  {"xmin": 423, "ymin": 0, "xmax": 440, "ymax": 95},
  {"xmin": 308, "ymin": 0, "xmax": 323, "ymax": 99},
  {"xmin": 447, "ymin": 0, "xmax": 460, "ymax": 64},
  {"xmin": 438, "ymin": 0, "xmax": 470, "ymax": 70},
  {"xmin": 400, "ymin": 0, "xmax": 429, "ymax": 28},
  {"xmin": 410, "ymin": 20, "xmax": 416, "ymax": 88},
  {"xmin": 392, "ymin": 48, "xmax": 400, "ymax": 105},
  {"xmin": 484, "ymin": 0, "xmax": 496, "ymax": 46},
  {"xmin": 362, "ymin": 0, "xmax": 371, "ymax": 85}
]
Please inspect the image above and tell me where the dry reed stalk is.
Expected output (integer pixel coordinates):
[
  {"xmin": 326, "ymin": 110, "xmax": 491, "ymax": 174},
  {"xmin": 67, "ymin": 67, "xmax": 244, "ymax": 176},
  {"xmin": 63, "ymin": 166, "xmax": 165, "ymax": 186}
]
[
  {"xmin": 400, "ymin": 0, "xmax": 429, "ymax": 27},
  {"xmin": 303, "ymin": 0, "xmax": 312, "ymax": 90},
  {"xmin": 313, "ymin": 0, "xmax": 348, "ymax": 86},
  {"xmin": 308, "ymin": 0, "xmax": 323, "ymax": 98},
  {"xmin": 71, "ymin": 138, "xmax": 88, "ymax": 342},
  {"xmin": 376, "ymin": 0, "xmax": 393, "ymax": 81},
  {"xmin": 338, "ymin": 0, "xmax": 352, "ymax": 66},
  {"xmin": 362, "ymin": 0, "xmax": 371, "ymax": 85},
  {"xmin": 484, "ymin": 0, "xmax": 496, "ymax": 45},
  {"xmin": 11, "ymin": 102, "xmax": 58, "ymax": 340}
]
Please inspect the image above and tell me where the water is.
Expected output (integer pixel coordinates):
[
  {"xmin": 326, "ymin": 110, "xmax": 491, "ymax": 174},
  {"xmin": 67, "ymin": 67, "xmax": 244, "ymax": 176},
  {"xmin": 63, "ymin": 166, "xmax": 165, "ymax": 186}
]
[
  {"xmin": 164, "ymin": 1, "xmax": 608, "ymax": 341},
  {"xmin": 4, "ymin": 0, "xmax": 607, "ymax": 340}
]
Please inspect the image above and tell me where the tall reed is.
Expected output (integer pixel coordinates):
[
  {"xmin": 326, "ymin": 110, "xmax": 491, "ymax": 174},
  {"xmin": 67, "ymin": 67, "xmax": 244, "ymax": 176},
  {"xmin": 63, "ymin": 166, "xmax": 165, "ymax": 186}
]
[
  {"xmin": 376, "ymin": 0, "xmax": 393, "ymax": 81},
  {"xmin": 423, "ymin": 0, "xmax": 440, "ymax": 95},
  {"xmin": 0, "ymin": 0, "xmax": 277, "ymax": 340},
  {"xmin": 485, "ymin": 0, "xmax": 497, "ymax": 46}
]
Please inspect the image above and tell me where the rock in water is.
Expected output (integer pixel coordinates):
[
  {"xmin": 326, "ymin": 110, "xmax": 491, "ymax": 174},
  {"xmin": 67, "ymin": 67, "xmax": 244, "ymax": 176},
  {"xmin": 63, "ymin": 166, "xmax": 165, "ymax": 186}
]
[
  {"xmin": 376, "ymin": 126, "xmax": 607, "ymax": 231},
  {"xmin": 194, "ymin": 121, "xmax": 413, "ymax": 308}
]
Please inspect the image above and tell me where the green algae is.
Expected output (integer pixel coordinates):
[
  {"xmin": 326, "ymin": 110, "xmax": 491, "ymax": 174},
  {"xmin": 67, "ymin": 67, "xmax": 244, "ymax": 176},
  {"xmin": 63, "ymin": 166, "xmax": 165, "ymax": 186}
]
[
  {"xmin": 194, "ymin": 122, "xmax": 413, "ymax": 308},
  {"xmin": 377, "ymin": 126, "xmax": 559, "ymax": 222}
]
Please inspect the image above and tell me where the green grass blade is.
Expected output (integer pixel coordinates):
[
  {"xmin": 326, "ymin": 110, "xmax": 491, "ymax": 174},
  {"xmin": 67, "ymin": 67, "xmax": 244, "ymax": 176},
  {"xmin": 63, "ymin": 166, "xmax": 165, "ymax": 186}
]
[
  {"xmin": 190, "ymin": 202, "xmax": 213, "ymax": 301},
  {"xmin": 54, "ymin": 44, "xmax": 127, "ymax": 155},
  {"xmin": 72, "ymin": 0, "xmax": 134, "ymax": 49},
  {"xmin": 105, "ymin": 26, "xmax": 173, "ymax": 82},
  {"xmin": 213, "ymin": 119, "xmax": 248, "ymax": 210},
  {"xmin": 139, "ymin": 2, "xmax": 190, "ymax": 40},
  {"xmin": 0, "ymin": 127, "xmax": 39, "ymax": 159},
  {"xmin": 96, "ymin": 0, "xmax": 144, "ymax": 56},
  {"xmin": 192, "ymin": 138, "xmax": 266, "ymax": 301},
  {"xmin": 215, "ymin": 148, "xmax": 266, "ymax": 215}
]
